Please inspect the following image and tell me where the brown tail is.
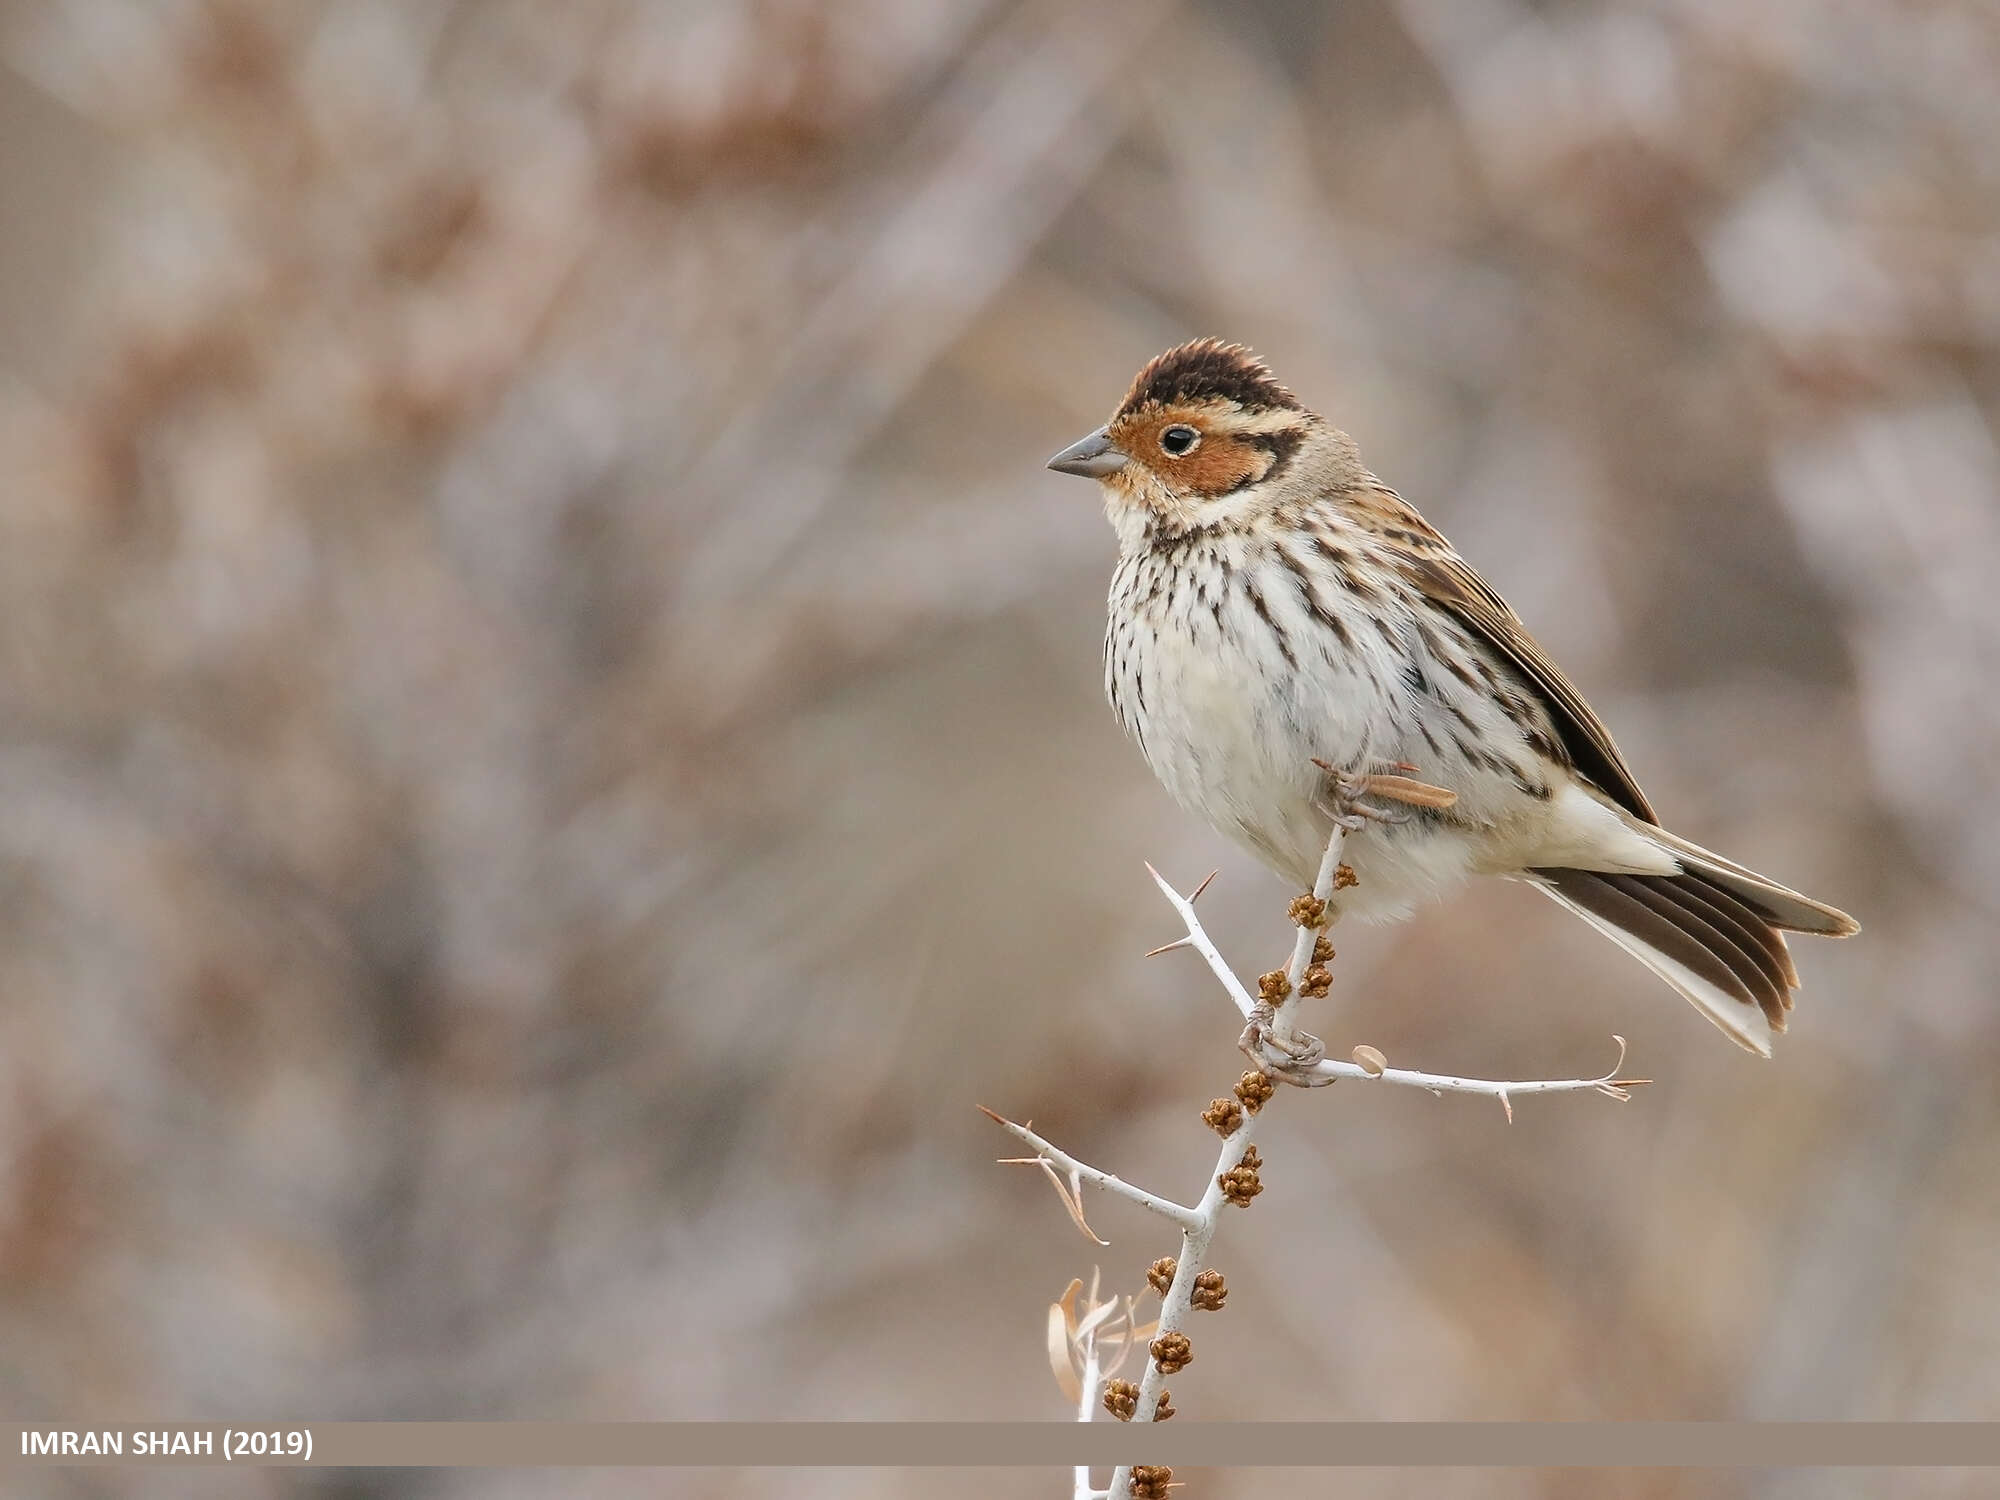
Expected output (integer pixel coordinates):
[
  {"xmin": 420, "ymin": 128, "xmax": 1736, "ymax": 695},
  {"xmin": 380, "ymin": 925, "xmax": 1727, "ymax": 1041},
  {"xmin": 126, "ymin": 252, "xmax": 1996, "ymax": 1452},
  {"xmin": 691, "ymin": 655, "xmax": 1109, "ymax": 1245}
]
[{"xmin": 1531, "ymin": 867, "xmax": 1830, "ymax": 1056}]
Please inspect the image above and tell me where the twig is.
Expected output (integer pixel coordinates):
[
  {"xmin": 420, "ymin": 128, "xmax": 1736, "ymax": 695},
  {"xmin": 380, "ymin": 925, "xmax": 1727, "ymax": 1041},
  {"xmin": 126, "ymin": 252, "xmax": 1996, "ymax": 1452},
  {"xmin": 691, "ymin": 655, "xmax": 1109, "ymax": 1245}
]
[
  {"xmin": 1142, "ymin": 861, "xmax": 1258, "ymax": 1014},
  {"xmin": 984, "ymin": 1107, "xmax": 1205, "ymax": 1234},
  {"xmin": 1074, "ymin": 1327, "xmax": 1102, "ymax": 1500},
  {"xmin": 1296, "ymin": 1036, "xmax": 1647, "ymax": 1123}
]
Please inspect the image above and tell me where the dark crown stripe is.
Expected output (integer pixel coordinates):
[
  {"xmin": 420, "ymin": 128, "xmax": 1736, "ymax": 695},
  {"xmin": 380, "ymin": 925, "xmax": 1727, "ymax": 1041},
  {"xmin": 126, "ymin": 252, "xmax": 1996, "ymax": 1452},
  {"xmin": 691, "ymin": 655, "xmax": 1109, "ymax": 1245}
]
[{"xmin": 1118, "ymin": 338, "xmax": 1302, "ymax": 416}]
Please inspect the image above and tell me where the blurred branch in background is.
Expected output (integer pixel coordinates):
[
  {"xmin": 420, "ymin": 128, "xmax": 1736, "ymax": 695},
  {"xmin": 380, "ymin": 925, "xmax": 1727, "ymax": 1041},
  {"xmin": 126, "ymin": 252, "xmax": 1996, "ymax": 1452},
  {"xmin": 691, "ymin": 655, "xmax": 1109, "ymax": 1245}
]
[{"xmin": 0, "ymin": 2, "xmax": 1995, "ymax": 1498}]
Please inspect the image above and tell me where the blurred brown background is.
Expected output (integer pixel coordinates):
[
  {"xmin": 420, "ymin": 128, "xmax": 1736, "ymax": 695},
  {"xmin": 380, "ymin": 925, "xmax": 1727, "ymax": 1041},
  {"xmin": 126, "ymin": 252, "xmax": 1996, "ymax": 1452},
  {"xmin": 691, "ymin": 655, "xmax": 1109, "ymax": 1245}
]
[{"xmin": 1, "ymin": 1, "xmax": 1995, "ymax": 1497}]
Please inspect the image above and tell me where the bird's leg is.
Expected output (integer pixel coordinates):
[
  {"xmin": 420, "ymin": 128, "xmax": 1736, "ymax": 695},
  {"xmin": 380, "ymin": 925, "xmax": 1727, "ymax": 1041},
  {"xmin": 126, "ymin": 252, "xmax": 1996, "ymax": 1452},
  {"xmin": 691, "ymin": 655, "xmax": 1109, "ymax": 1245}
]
[{"xmin": 1310, "ymin": 757, "xmax": 1459, "ymax": 829}]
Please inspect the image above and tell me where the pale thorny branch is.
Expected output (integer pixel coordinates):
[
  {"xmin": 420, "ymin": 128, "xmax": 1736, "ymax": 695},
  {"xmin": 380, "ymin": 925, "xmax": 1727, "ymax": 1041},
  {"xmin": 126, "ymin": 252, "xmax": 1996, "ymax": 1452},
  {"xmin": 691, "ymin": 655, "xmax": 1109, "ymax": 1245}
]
[
  {"xmin": 1100, "ymin": 820, "xmax": 1360, "ymax": 1500},
  {"xmin": 1262, "ymin": 809, "xmax": 1352, "ymax": 1057},
  {"xmin": 1145, "ymin": 860, "xmax": 1651, "ymax": 1120},
  {"xmin": 990, "ymin": 806, "xmax": 1646, "ymax": 1500},
  {"xmin": 985, "ymin": 1108, "xmax": 1203, "ymax": 1236}
]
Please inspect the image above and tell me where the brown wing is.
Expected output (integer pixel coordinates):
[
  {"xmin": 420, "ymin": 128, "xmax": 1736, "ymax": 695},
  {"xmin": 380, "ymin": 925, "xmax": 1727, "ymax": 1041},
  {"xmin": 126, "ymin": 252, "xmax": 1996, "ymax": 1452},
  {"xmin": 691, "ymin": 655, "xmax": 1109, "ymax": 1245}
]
[
  {"xmin": 1401, "ymin": 548, "xmax": 1657, "ymax": 823},
  {"xmin": 1344, "ymin": 485, "xmax": 1658, "ymax": 824}
]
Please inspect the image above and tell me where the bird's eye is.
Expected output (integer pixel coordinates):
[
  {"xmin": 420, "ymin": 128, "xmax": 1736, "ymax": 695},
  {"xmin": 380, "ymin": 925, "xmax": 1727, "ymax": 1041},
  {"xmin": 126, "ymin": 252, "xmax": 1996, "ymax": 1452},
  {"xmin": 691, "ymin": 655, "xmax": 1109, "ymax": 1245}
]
[{"xmin": 1159, "ymin": 424, "xmax": 1201, "ymax": 456}]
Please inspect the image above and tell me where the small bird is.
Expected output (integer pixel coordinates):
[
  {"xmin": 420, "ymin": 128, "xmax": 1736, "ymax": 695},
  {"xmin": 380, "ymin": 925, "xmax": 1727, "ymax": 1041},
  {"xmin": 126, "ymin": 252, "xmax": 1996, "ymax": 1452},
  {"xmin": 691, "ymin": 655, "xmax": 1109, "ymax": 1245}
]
[{"xmin": 1048, "ymin": 339, "xmax": 1856, "ymax": 1058}]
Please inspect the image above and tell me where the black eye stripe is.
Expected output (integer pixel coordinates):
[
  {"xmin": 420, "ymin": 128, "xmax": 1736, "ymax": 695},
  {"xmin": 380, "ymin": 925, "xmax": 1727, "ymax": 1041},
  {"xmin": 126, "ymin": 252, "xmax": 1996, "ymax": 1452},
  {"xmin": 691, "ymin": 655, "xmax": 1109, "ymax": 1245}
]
[
  {"xmin": 1212, "ymin": 425, "xmax": 1306, "ymax": 497},
  {"xmin": 1245, "ymin": 426, "xmax": 1302, "ymax": 484}
]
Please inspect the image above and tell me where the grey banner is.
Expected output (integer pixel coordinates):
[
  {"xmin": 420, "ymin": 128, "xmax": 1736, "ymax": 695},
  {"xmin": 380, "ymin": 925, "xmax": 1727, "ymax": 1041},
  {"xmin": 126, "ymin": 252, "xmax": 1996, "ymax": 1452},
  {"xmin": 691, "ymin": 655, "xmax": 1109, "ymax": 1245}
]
[{"xmin": 7, "ymin": 1423, "xmax": 2000, "ymax": 1468}]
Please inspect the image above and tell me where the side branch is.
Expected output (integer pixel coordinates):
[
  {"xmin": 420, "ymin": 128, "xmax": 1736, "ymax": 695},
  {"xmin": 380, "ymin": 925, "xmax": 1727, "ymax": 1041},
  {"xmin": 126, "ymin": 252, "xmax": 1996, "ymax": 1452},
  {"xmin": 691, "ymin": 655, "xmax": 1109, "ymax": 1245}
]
[
  {"xmin": 1305, "ymin": 1035, "xmax": 1646, "ymax": 1107},
  {"xmin": 982, "ymin": 1107, "xmax": 1205, "ymax": 1234}
]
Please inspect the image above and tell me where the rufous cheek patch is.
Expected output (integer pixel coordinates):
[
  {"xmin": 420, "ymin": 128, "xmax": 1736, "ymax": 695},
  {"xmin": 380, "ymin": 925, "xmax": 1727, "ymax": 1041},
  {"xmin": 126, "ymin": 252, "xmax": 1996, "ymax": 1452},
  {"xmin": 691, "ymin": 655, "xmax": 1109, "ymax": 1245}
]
[
  {"xmin": 1110, "ymin": 405, "xmax": 1265, "ymax": 497},
  {"xmin": 1172, "ymin": 439, "xmax": 1265, "ymax": 497}
]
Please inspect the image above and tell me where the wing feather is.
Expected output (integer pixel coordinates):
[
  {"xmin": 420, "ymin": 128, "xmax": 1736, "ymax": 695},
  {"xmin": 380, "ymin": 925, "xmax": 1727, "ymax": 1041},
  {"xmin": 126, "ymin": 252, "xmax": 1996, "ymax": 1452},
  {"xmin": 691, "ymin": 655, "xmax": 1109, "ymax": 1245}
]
[{"xmin": 1345, "ymin": 485, "xmax": 1658, "ymax": 824}]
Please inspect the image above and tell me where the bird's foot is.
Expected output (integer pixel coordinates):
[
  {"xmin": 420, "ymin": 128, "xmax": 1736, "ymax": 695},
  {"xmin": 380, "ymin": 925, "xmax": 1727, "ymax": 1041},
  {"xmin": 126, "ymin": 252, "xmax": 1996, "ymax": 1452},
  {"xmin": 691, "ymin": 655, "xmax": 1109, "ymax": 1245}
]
[
  {"xmin": 1238, "ymin": 1003, "xmax": 1333, "ymax": 1088},
  {"xmin": 1312, "ymin": 758, "xmax": 1458, "ymax": 829}
]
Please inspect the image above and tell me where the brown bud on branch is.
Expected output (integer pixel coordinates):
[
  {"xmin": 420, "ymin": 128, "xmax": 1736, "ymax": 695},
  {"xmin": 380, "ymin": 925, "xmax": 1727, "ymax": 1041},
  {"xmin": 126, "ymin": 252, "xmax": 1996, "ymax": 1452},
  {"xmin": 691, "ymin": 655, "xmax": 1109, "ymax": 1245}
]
[
  {"xmin": 1234, "ymin": 1070, "xmax": 1276, "ymax": 1113},
  {"xmin": 1149, "ymin": 1331, "xmax": 1193, "ymax": 1374},
  {"xmin": 1200, "ymin": 1097, "xmax": 1244, "ymax": 1136},
  {"xmin": 1219, "ymin": 1145, "xmax": 1264, "ymax": 1206}
]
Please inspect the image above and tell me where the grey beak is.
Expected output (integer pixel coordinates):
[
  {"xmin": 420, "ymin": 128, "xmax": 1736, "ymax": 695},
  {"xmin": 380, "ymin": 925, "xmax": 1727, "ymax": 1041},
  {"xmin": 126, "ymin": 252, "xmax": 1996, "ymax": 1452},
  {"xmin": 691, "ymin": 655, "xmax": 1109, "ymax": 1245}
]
[{"xmin": 1046, "ymin": 426, "xmax": 1128, "ymax": 479}]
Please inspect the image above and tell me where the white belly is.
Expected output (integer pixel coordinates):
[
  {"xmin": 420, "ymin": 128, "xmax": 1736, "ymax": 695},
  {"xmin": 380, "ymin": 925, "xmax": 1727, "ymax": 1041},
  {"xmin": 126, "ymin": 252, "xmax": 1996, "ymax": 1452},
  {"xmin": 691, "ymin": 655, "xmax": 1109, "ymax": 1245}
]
[
  {"xmin": 1136, "ymin": 636, "xmax": 1492, "ymax": 918},
  {"xmin": 1105, "ymin": 536, "xmax": 1634, "ymax": 920}
]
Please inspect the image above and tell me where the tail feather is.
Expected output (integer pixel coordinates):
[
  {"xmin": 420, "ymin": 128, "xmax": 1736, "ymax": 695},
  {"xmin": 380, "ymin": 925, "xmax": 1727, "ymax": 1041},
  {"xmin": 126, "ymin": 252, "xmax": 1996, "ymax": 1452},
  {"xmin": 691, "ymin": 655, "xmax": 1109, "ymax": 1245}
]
[
  {"xmin": 1535, "ymin": 869, "xmax": 1777, "ymax": 1053},
  {"xmin": 1532, "ymin": 818, "xmax": 1857, "ymax": 1054},
  {"xmin": 1602, "ymin": 873, "xmax": 1791, "ymax": 1024},
  {"xmin": 1533, "ymin": 865, "xmax": 1824, "ymax": 1056},
  {"xmin": 1666, "ymin": 871, "xmax": 1799, "ymax": 992},
  {"xmin": 1634, "ymin": 823, "xmax": 1860, "ymax": 937}
]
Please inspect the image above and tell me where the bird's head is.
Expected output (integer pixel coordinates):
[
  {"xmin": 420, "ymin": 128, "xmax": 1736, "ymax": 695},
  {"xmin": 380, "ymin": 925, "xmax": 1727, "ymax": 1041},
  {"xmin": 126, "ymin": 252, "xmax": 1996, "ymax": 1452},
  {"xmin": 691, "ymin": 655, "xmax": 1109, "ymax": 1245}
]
[{"xmin": 1047, "ymin": 339, "xmax": 1335, "ymax": 539}]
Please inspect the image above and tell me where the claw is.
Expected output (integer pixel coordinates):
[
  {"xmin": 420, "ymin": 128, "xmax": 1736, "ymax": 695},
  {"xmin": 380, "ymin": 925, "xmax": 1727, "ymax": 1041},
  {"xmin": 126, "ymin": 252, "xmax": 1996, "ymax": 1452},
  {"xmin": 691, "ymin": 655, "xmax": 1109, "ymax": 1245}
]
[
  {"xmin": 1238, "ymin": 1006, "xmax": 1334, "ymax": 1088},
  {"xmin": 1237, "ymin": 1002, "xmax": 1279, "ymax": 1067},
  {"xmin": 1310, "ymin": 757, "xmax": 1455, "ymax": 827}
]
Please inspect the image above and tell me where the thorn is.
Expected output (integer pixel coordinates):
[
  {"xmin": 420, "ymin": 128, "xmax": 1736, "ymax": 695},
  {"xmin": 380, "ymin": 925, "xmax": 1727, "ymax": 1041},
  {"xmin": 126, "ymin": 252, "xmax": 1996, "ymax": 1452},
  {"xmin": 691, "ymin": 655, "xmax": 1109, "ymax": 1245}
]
[
  {"xmin": 1498, "ymin": 1090, "xmax": 1514, "ymax": 1125},
  {"xmin": 1142, "ymin": 862, "xmax": 1181, "ymax": 904},
  {"xmin": 977, "ymin": 1104, "xmax": 1007, "ymax": 1125},
  {"xmin": 1189, "ymin": 869, "xmax": 1220, "ymax": 903},
  {"xmin": 1144, "ymin": 937, "xmax": 1194, "ymax": 958}
]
